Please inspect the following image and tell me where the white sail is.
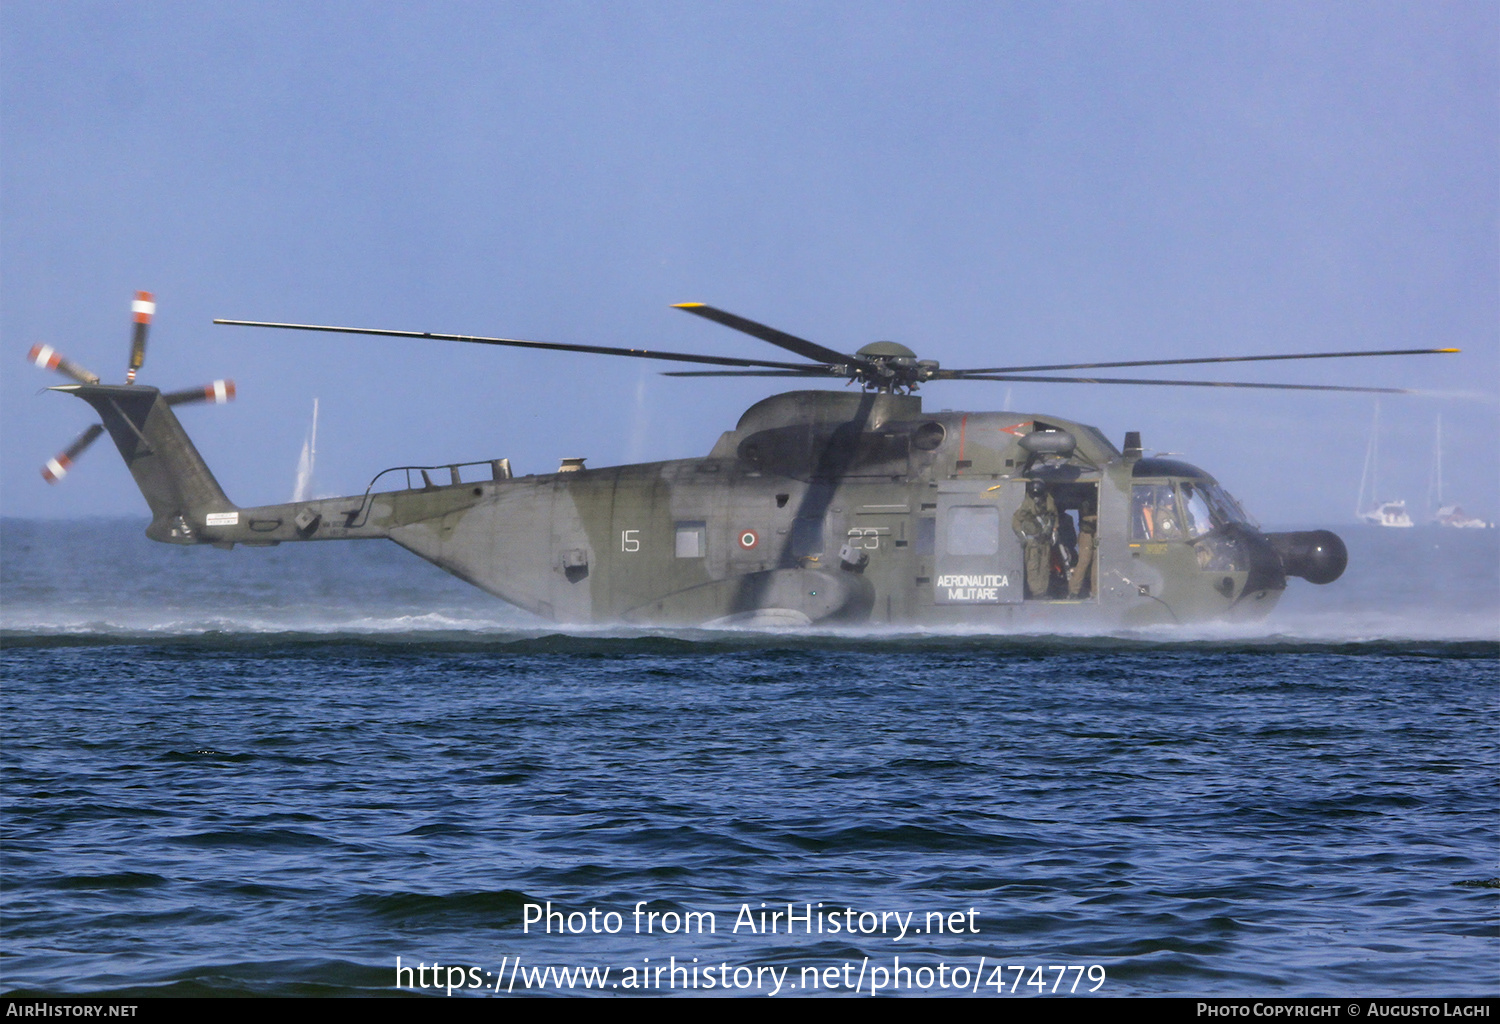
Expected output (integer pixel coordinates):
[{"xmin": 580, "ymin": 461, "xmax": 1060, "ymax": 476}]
[
  {"xmin": 1426, "ymin": 413, "xmax": 1443, "ymax": 515},
  {"xmin": 1356, "ymin": 402, "xmax": 1412, "ymax": 526},
  {"xmin": 1355, "ymin": 402, "xmax": 1379, "ymax": 519},
  {"xmin": 1427, "ymin": 413, "xmax": 1493, "ymax": 527},
  {"xmin": 291, "ymin": 398, "xmax": 319, "ymax": 503}
]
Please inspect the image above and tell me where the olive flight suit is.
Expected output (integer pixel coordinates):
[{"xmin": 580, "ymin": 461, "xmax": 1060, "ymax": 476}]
[
  {"xmin": 1068, "ymin": 505, "xmax": 1097, "ymax": 598},
  {"xmin": 1012, "ymin": 491, "xmax": 1057, "ymax": 599}
]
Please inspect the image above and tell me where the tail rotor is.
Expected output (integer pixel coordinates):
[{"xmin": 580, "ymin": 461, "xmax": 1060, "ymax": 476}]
[{"xmin": 27, "ymin": 291, "xmax": 236, "ymax": 484}]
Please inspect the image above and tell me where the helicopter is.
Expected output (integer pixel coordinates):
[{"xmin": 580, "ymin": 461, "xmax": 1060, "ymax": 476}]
[{"xmin": 28, "ymin": 293, "xmax": 1459, "ymax": 628}]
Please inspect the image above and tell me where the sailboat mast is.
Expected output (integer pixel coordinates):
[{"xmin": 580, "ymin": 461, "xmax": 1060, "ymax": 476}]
[
  {"xmin": 1433, "ymin": 413, "xmax": 1443, "ymax": 512},
  {"xmin": 1426, "ymin": 416, "xmax": 1437, "ymax": 513},
  {"xmin": 1357, "ymin": 402, "xmax": 1379, "ymax": 517}
]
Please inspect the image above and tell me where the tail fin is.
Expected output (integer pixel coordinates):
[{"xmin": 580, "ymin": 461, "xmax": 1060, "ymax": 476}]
[{"xmin": 60, "ymin": 384, "xmax": 236, "ymax": 543}]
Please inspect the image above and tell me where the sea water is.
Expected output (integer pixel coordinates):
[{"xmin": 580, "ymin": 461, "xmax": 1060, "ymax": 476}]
[{"xmin": 1, "ymin": 519, "xmax": 1495, "ymax": 997}]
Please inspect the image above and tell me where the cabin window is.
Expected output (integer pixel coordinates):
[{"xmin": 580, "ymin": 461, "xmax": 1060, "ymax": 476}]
[
  {"xmin": 945, "ymin": 505, "xmax": 1000, "ymax": 555},
  {"xmin": 674, "ymin": 521, "xmax": 706, "ymax": 558}
]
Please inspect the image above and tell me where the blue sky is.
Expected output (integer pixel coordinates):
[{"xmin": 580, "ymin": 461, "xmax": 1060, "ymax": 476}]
[{"xmin": 3, "ymin": 1, "xmax": 1495, "ymax": 525}]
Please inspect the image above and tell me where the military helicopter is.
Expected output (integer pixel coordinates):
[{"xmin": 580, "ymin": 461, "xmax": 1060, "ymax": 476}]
[{"xmin": 29, "ymin": 294, "xmax": 1458, "ymax": 627}]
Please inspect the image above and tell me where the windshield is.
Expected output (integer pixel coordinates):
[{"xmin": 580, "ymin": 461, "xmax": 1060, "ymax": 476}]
[
  {"xmin": 1179, "ymin": 481, "xmax": 1256, "ymax": 536},
  {"xmin": 1135, "ymin": 480, "xmax": 1257, "ymax": 541}
]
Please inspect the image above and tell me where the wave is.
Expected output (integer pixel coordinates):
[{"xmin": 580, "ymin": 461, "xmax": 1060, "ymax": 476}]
[
  {"xmin": 4, "ymin": 517, "xmax": 1495, "ymax": 648},
  {"xmin": 3, "ymin": 591, "xmax": 1496, "ymax": 647},
  {"xmin": 3, "ymin": 620, "xmax": 1495, "ymax": 656}
]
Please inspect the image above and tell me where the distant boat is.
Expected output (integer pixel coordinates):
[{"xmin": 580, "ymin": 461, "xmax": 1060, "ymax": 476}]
[
  {"xmin": 1362, "ymin": 500, "xmax": 1414, "ymax": 528},
  {"xmin": 1425, "ymin": 414, "xmax": 1493, "ymax": 528},
  {"xmin": 1355, "ymin": 403, "xmax": 1412, "ymax": 527},
  {"xmin": 1432, "ymin": 504, "xmax": 1490, "ymax": 529}
]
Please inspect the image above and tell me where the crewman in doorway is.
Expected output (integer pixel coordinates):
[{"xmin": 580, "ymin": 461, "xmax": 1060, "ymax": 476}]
[
  {"xmin": 1012, "ymin": 479, "xmax": 1057, "ymax": 599},
  {"xmin": 1053, "ymin": 506, "xmax": 1078, "ymax": 597},
  {"xmin": 1069, "ymin": 496, "xmax": 1097, "ymax": 599}
]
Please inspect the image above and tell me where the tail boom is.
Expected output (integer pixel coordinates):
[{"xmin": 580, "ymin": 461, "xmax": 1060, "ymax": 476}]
[
  {"xmin": 57, "ymin": 383, "xmax": 413, "ymax": 547},
  {"xmin": 61, "ymin": 384, "xmax": 236, "ymax": 542}
]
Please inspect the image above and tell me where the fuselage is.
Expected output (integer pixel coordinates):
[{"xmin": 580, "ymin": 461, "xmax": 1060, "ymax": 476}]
[
  {"xmin": 185, "ymin": 390, "xmax": 1313, "ymax": 627},
  {"xmin": 73, "ymin": 383, "xmax": 1339, "ymax": 627}
]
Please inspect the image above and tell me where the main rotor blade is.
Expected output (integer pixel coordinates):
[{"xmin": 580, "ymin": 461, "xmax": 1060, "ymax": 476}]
[
  {"xmin": 662, "ymin": 369, "xmax": 839, "ymax": 378},
  {"xmin": 127, "ymin": 291, "xmax": 154, "ymax": 383},
  {"xmin": 42, "ymin": 423, "xmax": 104, "ymax": 483},
  {"xmin": 944, "ymin": 346, "xmax": 1461, "ymax": 376},
  {"xmin": 953, "ymin": 373, "xmax": 1411, "ymax": 394},
  {"xmin": 212, "ymin": 320, "xmax": 821, "ymax": 372},
  {"xmin": 672, "ymin": 303, "xmax": 857, "ymax": 366}
]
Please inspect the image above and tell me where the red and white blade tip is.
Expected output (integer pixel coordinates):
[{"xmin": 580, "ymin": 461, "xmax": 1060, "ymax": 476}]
[
  {"xmin": 209, "ymin": 379, "xmax": 235, "ymax": 403},
  {"xmin": 41, "ymin": 455, "xmax": 72, "ymax": 484},
  {"xmin": 28, "ymin": 344, "xmax": 61, "ymax": 371},
  {"xmin": 132, "ymin": 291, "xmax": 155, "ymax": 324}
]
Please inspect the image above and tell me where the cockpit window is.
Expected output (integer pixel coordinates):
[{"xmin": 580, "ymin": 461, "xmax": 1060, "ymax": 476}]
[
  {"xmin": 1136, "ymin": 480, "xmax": 1257, "ymax": 541},
  {"xmin": 1180, "ymin": 483, "xmax": 1215, "ymax": 538},
  {"xmin": 1178, "ymin": 481, "xmax": 1255, "ymax": 536},
  {"xmin": 1206, "ymin": 483, "xmax": 1255, "ymax": 528},
  {"xmin": 1131, "ymin": 484, "xmax": 1184, "ymax": 541}
]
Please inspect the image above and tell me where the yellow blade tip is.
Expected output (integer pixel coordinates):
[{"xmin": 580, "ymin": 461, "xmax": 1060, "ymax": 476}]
[
  {"xmin": 1439, "ymin": 347, "xmax": 1461, "ymax": 353},
  {"xmin": 672, "ymin": 302, "xmax": 705, "ymax": 309}
]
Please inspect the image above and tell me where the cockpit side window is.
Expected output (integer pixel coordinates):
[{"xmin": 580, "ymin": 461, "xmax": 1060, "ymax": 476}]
[
  {"xmin": 1131, "ymin": 484, "xmax": 1183, "ymax": 541},
  {"xmin": 1180, "ymin": 482, "xmax": 1216, "ymax": 538}
]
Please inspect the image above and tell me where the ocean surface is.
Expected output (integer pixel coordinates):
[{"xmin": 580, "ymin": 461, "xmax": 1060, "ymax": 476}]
[{"xmin": 1, "ymin": 518, "xmax": 1496, "ymax": 998}]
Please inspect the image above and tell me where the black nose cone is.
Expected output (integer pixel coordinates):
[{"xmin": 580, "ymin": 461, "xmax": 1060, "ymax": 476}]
[{"xmin": 1267, "ymin": 530, "xmax": 1349, "ymax": 585}]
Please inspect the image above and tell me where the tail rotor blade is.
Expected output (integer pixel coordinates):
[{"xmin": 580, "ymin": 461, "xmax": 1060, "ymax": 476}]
[
  {"xmin": 163, "ymin": 379, "xmax": 236, "ymax": 406},
  {"xmin": 27, "ymin": 344, "xmax": 101, "ymax": 385},
  {"xmin": 127, "ymin": 291, "xmax": 154, "ymax": 383},
  {"xmin": 41, "ymin": 423, "xmax": 105, "ymax": 483}
]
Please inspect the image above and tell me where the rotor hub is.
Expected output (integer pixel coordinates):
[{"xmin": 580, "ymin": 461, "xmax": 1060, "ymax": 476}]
[{"xmin": 851, "ymin": 341, "xmax": 937, "ymax": 392}]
